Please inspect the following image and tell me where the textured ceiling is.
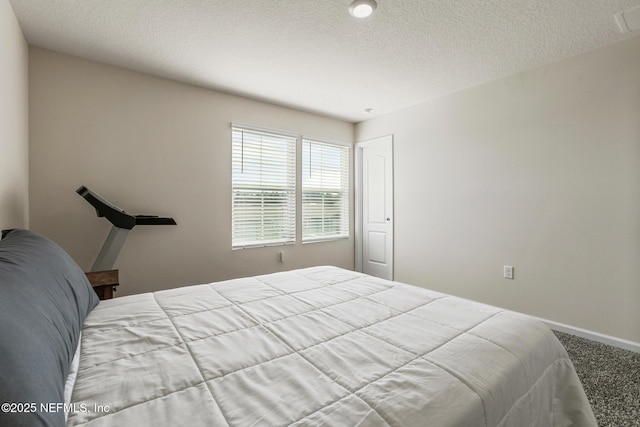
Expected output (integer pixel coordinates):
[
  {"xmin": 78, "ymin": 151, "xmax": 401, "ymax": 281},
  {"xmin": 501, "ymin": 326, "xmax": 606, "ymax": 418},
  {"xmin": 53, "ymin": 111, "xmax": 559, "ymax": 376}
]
[{"xmin": 9, "ymin": 0, "xmax": 640, "ymax": 122}]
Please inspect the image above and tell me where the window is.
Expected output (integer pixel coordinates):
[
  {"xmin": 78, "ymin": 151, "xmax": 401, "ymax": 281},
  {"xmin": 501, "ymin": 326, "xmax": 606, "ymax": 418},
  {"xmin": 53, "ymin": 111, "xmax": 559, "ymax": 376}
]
[
  {"xmin": 302, "ymin": 139, "xmax": 350, "ymax": 242},
  {"xmin": 232, "ymin": 126, "xmax": 296, "ymax": 248}
]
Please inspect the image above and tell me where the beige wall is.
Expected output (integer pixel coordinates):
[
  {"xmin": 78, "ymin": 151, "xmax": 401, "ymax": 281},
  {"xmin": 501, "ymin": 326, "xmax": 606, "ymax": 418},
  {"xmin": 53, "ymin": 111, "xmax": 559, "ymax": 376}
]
[
  {"xmin": 29, "ymin": 47, "xmax": 354, "ymax": 296},
  {"xmin": 356, "ymin": 35, "xmax": 640, "ymax": 343},
  {"xmin": 0, "ymin": 0, "xmax": 28, "ymax": 230}
]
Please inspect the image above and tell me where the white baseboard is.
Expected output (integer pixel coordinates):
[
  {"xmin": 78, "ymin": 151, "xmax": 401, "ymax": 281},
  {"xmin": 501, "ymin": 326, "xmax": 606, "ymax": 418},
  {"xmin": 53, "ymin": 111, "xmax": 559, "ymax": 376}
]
[{"xmin": 539, "ymin": 317, "xmax": 640, "ymax": 354}]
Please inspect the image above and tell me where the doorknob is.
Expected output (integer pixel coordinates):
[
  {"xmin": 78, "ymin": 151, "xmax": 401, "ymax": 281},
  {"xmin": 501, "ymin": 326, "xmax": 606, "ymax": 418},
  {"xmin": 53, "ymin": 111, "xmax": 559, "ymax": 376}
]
[{"xmin": 386, "ymin": 217, "xmax": 391, "ymax": 222}]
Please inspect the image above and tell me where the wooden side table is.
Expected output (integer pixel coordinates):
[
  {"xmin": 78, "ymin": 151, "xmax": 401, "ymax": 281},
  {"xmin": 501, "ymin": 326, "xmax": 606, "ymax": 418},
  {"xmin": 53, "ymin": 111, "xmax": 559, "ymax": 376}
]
[{"xmin": 85, "ymin": 270, "xmax": 119, "ymax": 300}]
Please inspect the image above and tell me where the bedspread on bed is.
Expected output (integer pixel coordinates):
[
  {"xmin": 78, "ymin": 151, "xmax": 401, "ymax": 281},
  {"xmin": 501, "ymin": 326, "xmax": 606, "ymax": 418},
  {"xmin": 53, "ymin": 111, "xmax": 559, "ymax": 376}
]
[{"xmin": 67, "ymin": 266, "xmax": 596, "ymax": 427}]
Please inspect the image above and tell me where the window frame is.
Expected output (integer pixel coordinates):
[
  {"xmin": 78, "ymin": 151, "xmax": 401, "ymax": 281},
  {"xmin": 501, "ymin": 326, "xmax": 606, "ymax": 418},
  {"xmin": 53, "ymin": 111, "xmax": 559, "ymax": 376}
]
[
  {"xmin": 231, "ymin": 124, "xmax": 297, "ymax": 249},
  {"xmin": 301, "ymin": 138, "xmax": 351, "ymax": 243}
]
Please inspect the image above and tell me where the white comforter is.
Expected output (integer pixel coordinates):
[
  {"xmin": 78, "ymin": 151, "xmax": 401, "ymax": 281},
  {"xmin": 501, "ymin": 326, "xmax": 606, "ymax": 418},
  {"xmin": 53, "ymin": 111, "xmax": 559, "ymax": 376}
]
[{"xmin": 67, "ymin": 266, "xmax": 596, "ymax": 426}]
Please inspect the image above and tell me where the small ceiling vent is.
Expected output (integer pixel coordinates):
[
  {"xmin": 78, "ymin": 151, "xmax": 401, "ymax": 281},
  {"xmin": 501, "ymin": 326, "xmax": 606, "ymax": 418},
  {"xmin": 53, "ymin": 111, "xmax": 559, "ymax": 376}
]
[{"xmin": 614, "ymin": 6, "xmax": 640, "ymax": 33}]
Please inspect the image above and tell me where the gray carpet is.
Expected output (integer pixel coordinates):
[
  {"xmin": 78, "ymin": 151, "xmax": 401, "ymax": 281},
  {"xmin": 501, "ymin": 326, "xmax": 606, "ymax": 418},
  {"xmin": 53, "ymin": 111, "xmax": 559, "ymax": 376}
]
[{"xmin": 554, "ymin": 331, "xmax": 640, "ymax": 427}]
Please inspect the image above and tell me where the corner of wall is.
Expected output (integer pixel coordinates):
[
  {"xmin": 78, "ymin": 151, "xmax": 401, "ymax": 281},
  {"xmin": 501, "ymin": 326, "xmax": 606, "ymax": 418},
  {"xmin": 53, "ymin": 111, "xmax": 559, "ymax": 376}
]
[{"xmin": 0, "ymin": 0, "xmax": 29, "ymax": 231}]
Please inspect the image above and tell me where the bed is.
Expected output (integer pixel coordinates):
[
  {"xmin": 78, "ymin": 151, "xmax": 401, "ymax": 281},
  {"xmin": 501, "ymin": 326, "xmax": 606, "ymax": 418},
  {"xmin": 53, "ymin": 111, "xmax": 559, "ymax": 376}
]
[{"xmin": 0, "ymin": 229, "xmax": 597, "ymax": 427}]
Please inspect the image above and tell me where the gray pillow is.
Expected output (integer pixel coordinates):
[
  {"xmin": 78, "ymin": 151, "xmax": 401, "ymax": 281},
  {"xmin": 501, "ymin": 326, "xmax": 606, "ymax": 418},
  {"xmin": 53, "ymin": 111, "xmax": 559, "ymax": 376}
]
[{"xmin": 0, "ymin": 229, "xmax": 99, "ymax": 427}]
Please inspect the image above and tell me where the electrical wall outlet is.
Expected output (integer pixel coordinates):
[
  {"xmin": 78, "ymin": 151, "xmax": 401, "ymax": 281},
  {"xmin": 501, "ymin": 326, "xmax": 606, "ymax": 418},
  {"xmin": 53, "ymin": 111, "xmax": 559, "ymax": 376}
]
[
  {"xmin": 503, "ymin": 265, "xmax": 514, "ymax": 279},
  {"xmin": 278, "ymin": 251, "xmax": 284, "ymax": 263}
]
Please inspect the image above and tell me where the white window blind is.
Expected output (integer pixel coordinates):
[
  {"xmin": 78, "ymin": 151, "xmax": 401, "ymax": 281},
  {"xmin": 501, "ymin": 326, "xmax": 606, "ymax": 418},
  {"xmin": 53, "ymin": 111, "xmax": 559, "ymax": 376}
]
[
  {"xmin": 302, "ymin": 139, "xmax": 350, "ymax": 242},
  {"xmin": 232, "ymin": 126, "xmax": 296, "ymax": 248}
]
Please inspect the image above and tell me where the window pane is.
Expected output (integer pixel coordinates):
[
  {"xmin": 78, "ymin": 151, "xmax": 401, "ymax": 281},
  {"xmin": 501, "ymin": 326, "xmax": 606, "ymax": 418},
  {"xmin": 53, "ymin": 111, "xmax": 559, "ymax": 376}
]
[
  {"xmin": 232, "ymin": 127, "xmax": 296, "ymax": 248},
  {"xmin": 302, "ymin": 139, "xmax": 349, "ymax": 242}
]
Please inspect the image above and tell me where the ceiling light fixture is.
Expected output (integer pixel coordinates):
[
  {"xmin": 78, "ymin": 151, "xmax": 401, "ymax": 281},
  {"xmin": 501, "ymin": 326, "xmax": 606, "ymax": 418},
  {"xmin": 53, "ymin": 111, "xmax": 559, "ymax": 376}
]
[{"xmin": 348, "ymin": 0, "xmax": 377, "ymax": 18}]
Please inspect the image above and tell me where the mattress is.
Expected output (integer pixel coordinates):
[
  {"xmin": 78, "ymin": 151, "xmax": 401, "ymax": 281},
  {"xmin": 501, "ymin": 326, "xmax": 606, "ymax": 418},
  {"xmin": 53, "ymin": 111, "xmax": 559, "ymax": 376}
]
[{"xmin": 67, "ymin": 266, "xmax": 596, "ymax": 426}]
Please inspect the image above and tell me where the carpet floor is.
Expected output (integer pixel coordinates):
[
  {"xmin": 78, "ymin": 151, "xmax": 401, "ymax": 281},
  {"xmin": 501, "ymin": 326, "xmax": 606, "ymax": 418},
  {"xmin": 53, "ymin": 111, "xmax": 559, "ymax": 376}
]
[{"xmin": 554, "ymin": 331, "xmax": 640, "ymax": 427}]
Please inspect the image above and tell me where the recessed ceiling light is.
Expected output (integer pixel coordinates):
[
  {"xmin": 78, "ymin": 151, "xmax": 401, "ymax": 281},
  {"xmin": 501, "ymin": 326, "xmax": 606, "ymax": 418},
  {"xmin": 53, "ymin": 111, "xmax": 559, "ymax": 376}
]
[{"xmin": 348, "ymin": 0, "xmax": 377, "ymax": 18}]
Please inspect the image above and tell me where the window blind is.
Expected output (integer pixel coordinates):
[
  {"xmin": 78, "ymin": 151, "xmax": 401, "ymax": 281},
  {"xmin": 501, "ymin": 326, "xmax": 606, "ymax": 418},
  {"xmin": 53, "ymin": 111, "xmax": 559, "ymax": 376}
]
[
  {"xmin": 302, "ymin": 139, "xmax": 350, "ymax": 242},
  {"xmin": 232, "ymin": 126, "xmax": 296, "ymax": 248}
]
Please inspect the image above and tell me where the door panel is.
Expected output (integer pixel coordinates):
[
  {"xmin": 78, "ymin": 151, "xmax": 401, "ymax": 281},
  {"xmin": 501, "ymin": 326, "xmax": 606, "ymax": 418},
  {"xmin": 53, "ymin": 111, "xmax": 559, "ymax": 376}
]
[
  {"xmin": 367, "ymin": 155, "xmax": 386, "ymax": 224},
  {"xmin": 367, "ymin": 231, "xmax": 386, "ymax": 264}
]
